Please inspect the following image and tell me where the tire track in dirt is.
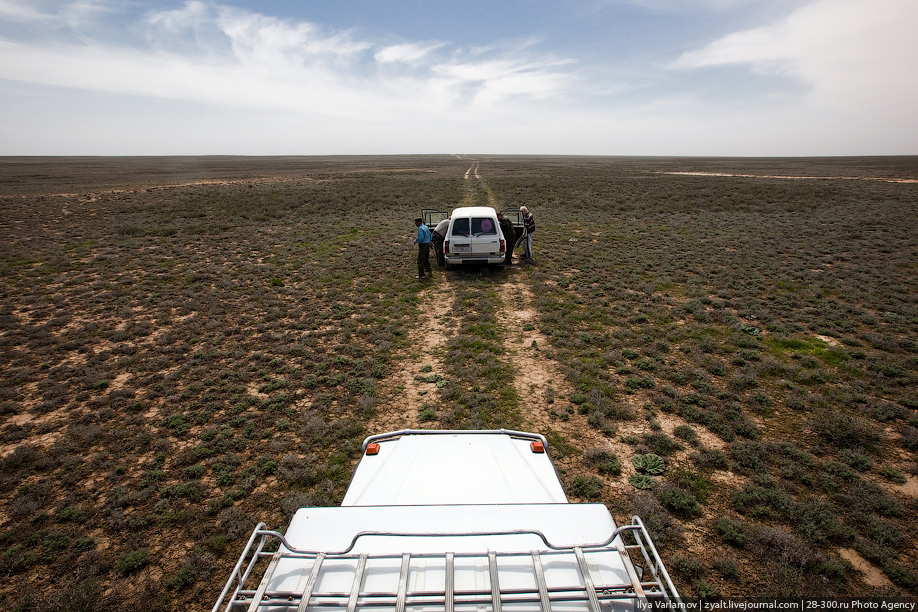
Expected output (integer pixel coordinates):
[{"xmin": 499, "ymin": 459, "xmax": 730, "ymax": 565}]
[
  {"xmin": 497, "ymin": 279, "xmax": 741, "ymax": 506},
  {"xmin": 462, "ymin": 160, "xmax": 480, "ymax": 206},
  {"xmin": 369, "ymin": 158, "xmax": 495, "ymax": 435},
  {"xmin": 470, "ymin": 160, "xmax": 501, "ymax": 209},
  {"xmin": 368, "ymin": 281, "xmax": 457, "ymax": 433},
  {"xmin": 497, "ymin": 279, "xmax": 613, "ymax": 472}
]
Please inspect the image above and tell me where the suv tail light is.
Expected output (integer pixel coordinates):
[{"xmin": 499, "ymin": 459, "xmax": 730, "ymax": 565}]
[
  {"xmin": 499, "ymin": 239, "xmax": 505, "ymax": 253},
  {"xmin": 444, "ymin": 240, "xmax": 450, "ymax": 254}
]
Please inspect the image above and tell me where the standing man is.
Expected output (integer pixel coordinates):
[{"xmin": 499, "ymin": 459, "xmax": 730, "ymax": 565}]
[
  {"xmin": 432, "ymin": 217, "xmax": 450, "ymax": 267},
  {"xmin": 413, "ymin": 217, "xmax": 433, "ymax": 279},
  {"xmin": 521, "ymin": 206, "xmax": 535, "ymax": 259},
  {"xmin": 497, "ymin": 212, "xmax": 515, "ymax": 266}
]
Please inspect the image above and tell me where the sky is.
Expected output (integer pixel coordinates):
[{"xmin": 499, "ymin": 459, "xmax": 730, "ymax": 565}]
[{"xmin": 0, "ymin": 0, "xmax": 916, "ymax": 156}]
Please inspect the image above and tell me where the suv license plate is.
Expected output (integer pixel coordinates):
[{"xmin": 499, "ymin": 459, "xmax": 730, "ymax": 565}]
[{"xmin": 454, "ymin": 244, "xmax": 470, "ymax": 252}]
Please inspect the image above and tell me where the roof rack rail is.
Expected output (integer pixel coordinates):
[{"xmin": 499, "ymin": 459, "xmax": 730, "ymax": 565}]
[{"xmin": 213, "ymin": 515, "xmax": 682, "ymax": 612}]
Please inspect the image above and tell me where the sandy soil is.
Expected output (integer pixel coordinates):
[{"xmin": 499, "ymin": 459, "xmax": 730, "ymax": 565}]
[
  {"xmin": 498, "ymin": 278, "xmax": 606, "ymax": 446},
  {"xmin": 660, "ymin": 171, "xmax": 918, "ymax": 184},
  {"xmin": 368, "ymin": 277, "xmax": 456, "ymax": 433},
  {"xmin": 838, "ymin": 548, "xmax": 894, "ymax": 588}
]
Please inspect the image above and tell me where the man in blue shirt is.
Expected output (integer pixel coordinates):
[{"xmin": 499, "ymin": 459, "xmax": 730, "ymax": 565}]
[{"xmin": 414, "ymin": 217, "xmax": 433, "ymax": 279}]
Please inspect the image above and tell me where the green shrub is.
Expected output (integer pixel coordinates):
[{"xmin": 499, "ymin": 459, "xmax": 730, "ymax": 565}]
[
  {"xmin": 690, "ymin": 448, "xmax": 729, "ymax": 471},
  {"xmin": 713, "ymin": 556, "xmax": 740, "ymax": 578},
  {"xmin": 657, "ymin": 486, "xmax": 701, "ymax": 518},
  {"xmin": 183, "ymin": 464, "xmax": 205, "ymax": 480},
  {"xmin": 161, "ymin": 482, "xmax": 204, "ymax": 501},
  {"xmin": 641, "ymin": 432, "xmax": 682, "ymax": 456},
  {"xmin": 812, "ymin": 412, "xmax": 879, "ymax": 450},
  {"xmin": 813, "ymin": 557, "xmax": 849, "ymax": 582},
  {"xmin": 670, "ymin": 468, "xmax": 711, "ymax": 503},
  {"xmin": 692, "ymin": 578, "xmax": 719, "ymax": 599},
  {"xmin": 168, "ymin": 566, "xmax": 197, "ymax": 590},
  {"xmin": 56, "ymin": 504, "xmax": 85, "ymax": 522},
  {"xmin": 584, "ymin": 448, "xmax": 621, "ymax": 476},
  {"xmin": 731, "ymin": 440, "xmax": 767, "ymax": 473},
  {"xmin": 670, "ymin": 554, "xmax": 704, "ymax": 578},
  {"xmin": 731, "ymin": 483, "xmax": 793, "ymax": 519},
  {"xmin": 418, "ymin": 404, "xmax": 437, "ymax": 422},
  {"xmin": 569, "ymin": 476, "xmax": 603, "ymax": 499},
  {"xmin": 625, "ymin": 376, "xmax": 655, "ymax": 390},
  {"xmin": 2, "ymin": 543, "xmax": 38, "ymax": 573},
  {"xmin": 878, "ymin": 466, "xmax": 907, "ymax": 485},
  {"xmin": 116, "ymin": 548, "xmax": 150, "ymax": 574},
  {"xmin": 899, "ymin": 425, "xmax": 918, "ymax": 451},
  {"xmin": 673, "ymin": 425, "xmax": 699, "ymax": 445},
  {"xmin": 791, "ymin": 499, "xmax": 855, "ymax": 544},
  {"xmin": 839, "ymin": 449, "xmax": 872, "ymax": 471},
  {"xmin": 884, "ymin": 565, "xmax": 918, "ymax": 590}
]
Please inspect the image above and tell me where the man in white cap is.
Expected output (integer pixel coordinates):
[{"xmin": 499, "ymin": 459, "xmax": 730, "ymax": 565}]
[{"xmin": 520, "ymin": 206, "xmax": 535, "ymax": 259}]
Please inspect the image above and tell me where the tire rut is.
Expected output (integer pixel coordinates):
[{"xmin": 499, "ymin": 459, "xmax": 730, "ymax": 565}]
[
  {"xmin": 498, "ymin": 279, "xmax": 613, "ymax": 474},
  {"xmin": 368, "ymin": 280, "xmax": 456, "ymax": 433}
]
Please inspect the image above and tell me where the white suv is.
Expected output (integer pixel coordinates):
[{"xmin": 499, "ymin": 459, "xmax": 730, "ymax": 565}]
[{"xmin": 443, "ymin": 206, "xmax": 507, "ymax": 268}]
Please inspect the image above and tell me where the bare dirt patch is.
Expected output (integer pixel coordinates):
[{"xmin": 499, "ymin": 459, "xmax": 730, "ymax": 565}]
[
  {"xmin": 839, "ymin": 548, "xmax": 895, "ymax": 589},
  {"xmin": 895, "ymin": 474, "xmax": 918, "ymax": 498},
  {"xmin": 497, "ymin": 278, "xmax": 608, "ymax": 464},
  {"xmin": 369, "ymin": 280, "xmax": 456, "ymax": 433}
]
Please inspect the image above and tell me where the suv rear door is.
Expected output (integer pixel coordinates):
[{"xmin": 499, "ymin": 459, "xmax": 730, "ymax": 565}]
[
  {"xmin": 450, "ymin": 215, "xmax": 501, "ymax": 257},
  {"xmin": 422, "ymin": 209, "xmax": 448, "ymax": 228},
  {"xmin": 470, "ymin": 215, "xmax": 500, "ymax": 256},
  {"xmin": 501, "ymin": 208, "xmax": 523, "ymax": 245}
]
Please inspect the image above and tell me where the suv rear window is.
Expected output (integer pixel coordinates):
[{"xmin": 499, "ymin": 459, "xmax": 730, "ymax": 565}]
[
  {"xmin": 451, "ymin": 218, "xmax": 470, "ymax": 237},
  {"xmin": 472, "ymin": 217, "xmax": 496, "ymax": 235}
]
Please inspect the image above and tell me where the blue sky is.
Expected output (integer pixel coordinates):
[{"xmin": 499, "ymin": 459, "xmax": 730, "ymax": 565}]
[{"xmin": 1, "ymin": 0, "xmax": 916, "ymax": 155}]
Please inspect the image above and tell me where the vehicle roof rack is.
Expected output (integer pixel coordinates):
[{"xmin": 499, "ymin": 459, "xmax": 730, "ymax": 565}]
[{"xmin": 212, "ymin": 513, "xmax": 682, "ymax": 612}]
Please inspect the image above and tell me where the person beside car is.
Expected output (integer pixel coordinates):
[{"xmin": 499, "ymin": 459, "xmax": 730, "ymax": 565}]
[
  {"xmin": 521, "ymin": 206, "xmax": 535, "ymax": 259},
  {"xmin": 432, "ymin": 217, "xmax": 449, "ymax": 267},
  {"xmin": 497, "ymin": 212, "xmax": 515, "ymax": 266},
  {"xmin": 413, "ymin": 217, "xmax": 433, "ymax": 279}
]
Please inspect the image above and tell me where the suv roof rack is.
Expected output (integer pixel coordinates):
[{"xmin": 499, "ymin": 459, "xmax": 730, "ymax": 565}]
[{"xmin": 213, "ymin": 511, "xmax": 682, "ymax": 612}]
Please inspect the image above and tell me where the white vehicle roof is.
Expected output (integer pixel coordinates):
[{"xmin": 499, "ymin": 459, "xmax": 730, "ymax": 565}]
[
  {"xmin": 342, "ymin": 430, "xmax": 567, "ymax": 506},
  {"xmin": 450, "ymin": 206, "xmax": 498, "ymax": 217},
  {"xmin": 212, "ymin": 430, "xmax": 683, "ymax": 612}
]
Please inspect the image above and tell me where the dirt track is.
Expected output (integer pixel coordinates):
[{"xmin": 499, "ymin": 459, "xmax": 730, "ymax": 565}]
[
  {"xmin": 368, "ymin": 161, "xmax": 609, "ymax": 464},
  {"xmin": 368, "ymin": 279, "xmax": 454, "ymax": 433}
]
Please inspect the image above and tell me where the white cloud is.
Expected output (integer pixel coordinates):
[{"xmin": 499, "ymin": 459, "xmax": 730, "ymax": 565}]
[
  {"xmin": 375, "ymin": 42, "xmax": 444, "ymax": 64},
  {"xmin": 0, "ymin": 1, "xmax": 51, "ymax": 22},
  {"xmin": 147, "ymin": 1, "xmax": 211, "ymax": 30},
  {"xmin": 671, "ymin": 0, "xmax": 918, "ymax": 115},
  {"xmin": 0, "ymin": 0, "xmax": 573, "ymax": 123},
  {"xmin": 433, "ymin": 58, "xmax": 574, "ymax": 109},
  {"xmin": 213, "ymin": 6, "xmax": 371, "ymax": 64}
]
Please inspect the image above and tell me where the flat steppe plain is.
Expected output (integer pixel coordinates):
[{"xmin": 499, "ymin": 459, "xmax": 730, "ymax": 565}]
[{"xmin": 1, "ymin": 155, "xmax": 917, "ymax": 609}]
